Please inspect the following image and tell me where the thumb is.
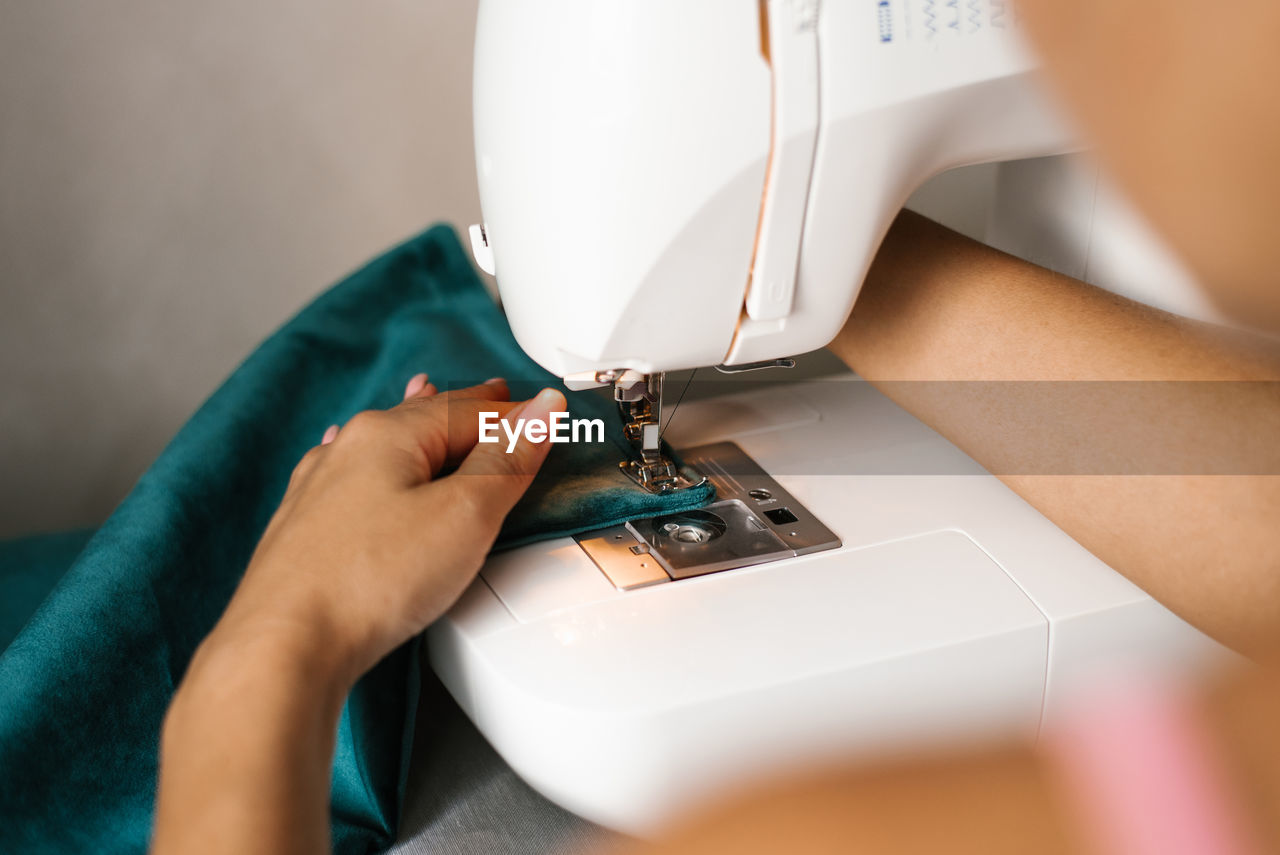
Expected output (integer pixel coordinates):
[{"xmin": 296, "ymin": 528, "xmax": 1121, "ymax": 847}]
[{"xmin": 445, "ymin": 387, "xmax": 566, "ymax": 524}]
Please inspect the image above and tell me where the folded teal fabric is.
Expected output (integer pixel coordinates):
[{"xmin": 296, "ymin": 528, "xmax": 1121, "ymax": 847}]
[
  {"xmin": 0, "ymin": 225, "xmax": 711, "ymax": 853},
  {"xmin": 497, "ymin": 416, "xmax": 711, "ymax": 549},
  {"xmin": 0, "ymin": 530, "xmax": 94, "ymax": 652}
]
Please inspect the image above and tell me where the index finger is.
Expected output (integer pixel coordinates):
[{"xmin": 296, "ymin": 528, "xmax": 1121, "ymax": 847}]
[
  {"xmin": 390, "ymin": 382, "xmax": 537, "ymax": 476},
  {"xmin": 404, "ymin": 377, "xmax": 508, "ymax": 403}
]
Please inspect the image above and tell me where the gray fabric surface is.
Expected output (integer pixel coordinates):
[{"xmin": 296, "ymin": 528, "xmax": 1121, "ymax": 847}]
[{"xmin": 391, "ymin": 651, "xmax": 624, "ymax": 855}]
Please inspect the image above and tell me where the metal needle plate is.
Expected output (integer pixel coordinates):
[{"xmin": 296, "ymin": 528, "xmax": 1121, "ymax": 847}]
[{"xmin": 577, "ymin": 441, "xmax": 840, "ymax": 590}]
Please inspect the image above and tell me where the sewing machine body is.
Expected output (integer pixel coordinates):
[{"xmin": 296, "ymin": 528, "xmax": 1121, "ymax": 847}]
[
  {"xmin": 468, "ymin": 0, "xmax": 1078, "ymax": 491},
  {"xmin": 428, "ymin": 375, "xmax": 1223, "ymax": 834},
  {"xmin": 469, "ymin": 0, "xmax": 1074, "ymax": 380},
  {"xmin": 436, "ymin": 0, "xmax": 1226, "ymax": 836}
]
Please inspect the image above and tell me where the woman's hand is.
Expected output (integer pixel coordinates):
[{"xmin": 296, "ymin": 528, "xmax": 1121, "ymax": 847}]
[
  {"xmin": 156, "ymin": 374, "xmax": 564, "ymax": 855},
  {"xmin": 206, "ymin": 375, "xmax": 565, "ymax": 688}
]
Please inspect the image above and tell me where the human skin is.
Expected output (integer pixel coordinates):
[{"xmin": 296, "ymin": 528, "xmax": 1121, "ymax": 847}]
[
  {"xmin": 828, "ymin": 0, "xmax": 1280, "ymax": 661},
  {"xmin": 624, "ymin": 674, "xmax": 1280, "ymax": 855},
  {"xmin": 831, "ymin": 210, "xmax": 1280, "ymax": 657},
  {"xmin": 1015, "ymin": 0, "xmax": 1280, "ymax": 328},
  {"xmin": 153, "ymin": 378, "xmax": 565, "ymax": 855}
]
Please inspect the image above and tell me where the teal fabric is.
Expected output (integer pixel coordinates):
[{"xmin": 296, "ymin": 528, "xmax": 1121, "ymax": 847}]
[
  {"xmin": 0, "ymin": 530, "xmax": 95, "ymax": 652},
  {"xmin": 0, "ymin": 224, "xmax": 712, "ymax": 853},
  {"xmin": 497, "ymin": 421, "xmax": 711, "ymax": 549}
]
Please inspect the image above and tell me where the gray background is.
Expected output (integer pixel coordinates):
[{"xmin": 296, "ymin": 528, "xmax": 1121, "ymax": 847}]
[
  {"xmin": 1, "ymin": 0, "xmax": 484, "ymax": 537},
  {"xmin": 0, "ymin": 1, "xmax": 995, "ymax": 539}
]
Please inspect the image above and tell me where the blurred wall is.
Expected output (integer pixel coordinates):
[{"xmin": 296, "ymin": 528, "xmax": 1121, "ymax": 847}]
[{"xmin": 0, "ymin": 1, "xmax": 482, "ymax": 536}]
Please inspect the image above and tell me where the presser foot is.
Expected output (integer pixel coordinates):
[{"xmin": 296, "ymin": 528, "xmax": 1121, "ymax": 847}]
[
  {"xmin": 612, "ymin": 370, "xmax": 707, "ymax": 494},
  {"xmin": 619, "ymin": 456, "xmax": 707, "ymax": 495}
]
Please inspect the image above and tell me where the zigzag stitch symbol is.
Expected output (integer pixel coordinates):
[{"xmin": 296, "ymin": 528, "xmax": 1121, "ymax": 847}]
[{"xmin": 991, "ymin": 0, "xmax": 1007, "ymax": 27}]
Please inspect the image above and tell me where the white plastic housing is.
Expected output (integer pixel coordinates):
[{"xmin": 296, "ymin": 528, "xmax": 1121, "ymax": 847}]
[
  {"xmin": 728, "ymin": 0, "xmax": 1078, "ymax": 364},
  {"xmin": 430, "ymin": 380, "xmax": 1227, "ymax": 835},
  {"xmin": 473, "ymin": 0, "xmax": 770, "ymax": 377},
  {"xmin": 473, "ymin": 0, "xmax": 1078, "ymax": 376}
]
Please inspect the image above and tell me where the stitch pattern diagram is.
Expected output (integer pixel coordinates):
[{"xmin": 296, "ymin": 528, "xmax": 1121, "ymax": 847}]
[{"xmin": 991, "ymin": 0, "xmax": 1008, "ymax": 27}]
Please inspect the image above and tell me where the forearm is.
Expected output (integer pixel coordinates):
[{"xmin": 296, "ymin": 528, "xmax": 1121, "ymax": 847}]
[
  {"xmin": 153, "ymin": 623, "xmax": 352, "ymax": 855},
  {"xmin": 635, "ymin": 666, "xmax": 1280, "ymax": 855},
  {"xmin": 150, "ymin": 380, "xmax": 557, "ymax": 854},
  {"xmin": 831, "ymin": 210, "xmax": 1280, "ymax": 656}
]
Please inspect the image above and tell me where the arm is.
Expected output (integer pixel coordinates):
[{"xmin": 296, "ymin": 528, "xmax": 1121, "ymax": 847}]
[
  {"xmin": 152, "ymin": 378, "xmax": 565, "ymax": 855},
  {"xmin": 154, "ymin": 629, "xmax": 346, "ymax": 855},
  {"xmin": 630, "ymin": 669, "xmax": 1280, "ymax": 855},
  {"xmin": 830, "ymin": 210, "xmax": 1280, "ymax": 657}
]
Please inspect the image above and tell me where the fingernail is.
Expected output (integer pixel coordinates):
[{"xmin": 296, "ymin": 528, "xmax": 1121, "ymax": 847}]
[
  {"xmin": 321, "ymin": 424, "xmax": 339, "ymax": 445},
  {"xmin": 404, "ymin": 373, "xmax": 429, "ymax": 399},
  {"xmin": 484, "ymin": 377, "xmax": 505, "ymax": 386},
  {"xmin": 523, "ymin": 387, "xmax": 564, "ymax": 419}
]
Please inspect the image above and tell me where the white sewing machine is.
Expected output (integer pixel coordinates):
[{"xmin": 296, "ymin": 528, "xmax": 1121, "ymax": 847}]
[{"xmin": 430, "ymin": 0, "xmax": 1225, "ymax": 835}]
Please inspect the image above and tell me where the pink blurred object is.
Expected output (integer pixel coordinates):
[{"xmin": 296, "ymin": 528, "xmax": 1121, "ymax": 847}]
[{"xmin": 1048, "ymin": 679, "xmax": 1263, "ymax": 855}]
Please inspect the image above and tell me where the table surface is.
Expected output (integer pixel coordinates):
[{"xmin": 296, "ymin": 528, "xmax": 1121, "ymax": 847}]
[{"xmin": 391, "ymin": 656, "xmax": 622, "ymax": 855}]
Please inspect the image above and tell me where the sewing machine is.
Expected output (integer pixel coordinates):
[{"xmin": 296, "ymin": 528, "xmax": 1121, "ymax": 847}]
[{"xmin": 429, "ymin": 0, "xmax": 1226, "ymax": 834}]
